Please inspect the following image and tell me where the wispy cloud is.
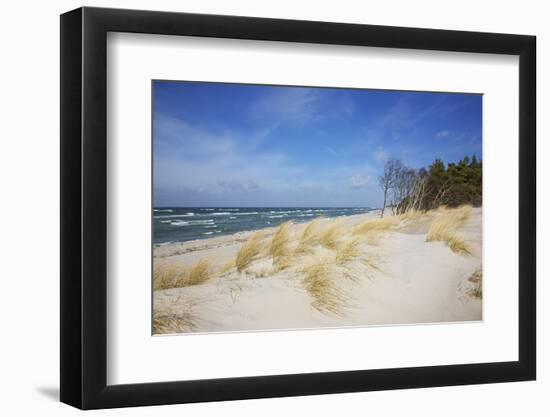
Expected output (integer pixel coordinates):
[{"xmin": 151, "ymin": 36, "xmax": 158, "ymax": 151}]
[
  {"xmin": 153, "ymin": 114, "xmax": 301, "ymax": 196},
  {"xmin": 248, "ymin": 87, "xmax": 356, "ymax": 128},
  {"xmin": 350, "ymin": 173, "xmax": 375, "ymax": 189},
  {"xmin": 218, "ymin": 179, "xmax": 260, "ymax": 193},
  {"xmin": 249, "ymin": 88, "xmax": 322, "ymax": 126},
  {"xmin": 372, "ymin": 146, "xmax": 389, "ymax": 162}
]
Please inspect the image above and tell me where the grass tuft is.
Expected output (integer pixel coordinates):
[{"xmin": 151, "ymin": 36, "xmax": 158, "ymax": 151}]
[
  {"xmin": 467, "ymin": 268, "xmax": 483, "ymax": 299},
  {"xmin": 153, "ymin": 264, "xmax": 187, "ymax": 290},
  {"xmin": 352, "ymin": 216, "xmax": 400, "ymax": 236},
  {"xmin": 235, "ymin": 232, "xmax": 263, "ymax": 272},
  {"xmin": 270, "ymin": 222, "xmax": 293, "ymax": 269},
  {"xmin": 426, "ymin": 207, "xmax": 472, "ymax": 255},
  {"xmin": 301, "ymin": 261, "xmax": 345, "ymax": 315},
  {"xmin": 401, "ymin": 209, "xmax": 424, "ymax": 222},
  {"xmin": 318, "ymin": 220, "xmax": 343, "ymax": 249},
  {"xmin": 153, "ymin": 310, "xmax": 196, "ymax": 334},
  {"xmin": 219, "ymin": 260, "xmax": 236, "ymax": 275},
  {"xmin": 335, "ymin": 238, "xmax": 360, "ymax": 265},
  {"xmin": 296, "ymin": 218, "xmax": 323, "ymax": 253},
  {"xmin": 447, "ymin": 235, "xmax": 472, "ymax": 255},
  {"xmin": 187, "ymin": 259, "xmax": 211, "ymax": 286}
]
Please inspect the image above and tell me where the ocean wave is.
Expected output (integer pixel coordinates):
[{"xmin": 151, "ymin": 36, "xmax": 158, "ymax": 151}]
[
  {"xmin": 268, "ymin": 215, "xmax": 284, "ymax": 218},
  {"xmin": 154, "ymin": 209, "xmax": 173, "ymax": 213},
  {"xmin": 202, "ymin": 231, "xmax": 214, "ymax": 235},
  {"xmin": 211, "ymin": 212, "xmax": 232, "ymax": 216},
  {"xmin": 170, "ymin": 219, "xmax": 215, "ymax": 227},
  {"xmin": 170, "ymin": 220, "xmax": 189, "ymax": 226},
  {"xmin": 154, "ymin": 213, "xmax": 195, "ymax": 219}
]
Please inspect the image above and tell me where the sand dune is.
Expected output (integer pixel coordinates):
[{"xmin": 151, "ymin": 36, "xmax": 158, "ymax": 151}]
[{"xmin": 153, "ymin": 207, "xmax": 482, "ymax": 334}]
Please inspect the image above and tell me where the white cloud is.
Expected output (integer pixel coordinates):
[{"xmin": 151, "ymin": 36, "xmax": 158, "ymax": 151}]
[
  {"xmin": 218, "ymin": 179, "xmax": 260, "ymax": 193},
  {"xmin": 249, "ymin": 88, "xmax": 321, "ymax": 125},
  {"xmin": 249, "ymin": 88, "xmax": 355, "ymax": 128},
  {"xmin": 153, "ymin": 114, "xmax": 306, "ymax": 199},
  {"xmin": 372, "ymin": 146, "xmax": 388, "ymax": 162},
  {"xmin": 350, "ymin": 173, "xmax": 375, "ymax": 189},
  {"xmin": 436, "ymin": 130, "xmax": 450, "ymax": 138}
]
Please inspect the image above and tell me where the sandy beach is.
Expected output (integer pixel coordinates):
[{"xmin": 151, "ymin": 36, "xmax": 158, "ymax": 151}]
[{"xmin": 153, "ymin": 207, "xmax": 482, "ymax": 334}]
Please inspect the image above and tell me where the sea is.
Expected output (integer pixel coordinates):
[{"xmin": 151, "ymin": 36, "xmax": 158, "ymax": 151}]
[{"xmin": 153, "ymin": 207, "xmax": 376, "ymax": 245}]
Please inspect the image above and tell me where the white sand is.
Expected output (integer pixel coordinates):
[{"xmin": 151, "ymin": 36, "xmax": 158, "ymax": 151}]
[{"xmin": 154, "ymin": 208, "xmax": 482, "ymax": 334}]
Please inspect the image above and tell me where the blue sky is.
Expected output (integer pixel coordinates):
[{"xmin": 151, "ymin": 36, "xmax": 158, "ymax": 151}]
[{"xmin": 153, "ymin": 81, "xmax": 482, "ymax": 207}]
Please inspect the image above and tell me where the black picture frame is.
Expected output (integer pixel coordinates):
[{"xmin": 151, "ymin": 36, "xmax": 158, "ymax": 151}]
[{"xmin": 60, "ymin": 6, "xmax": 536, "ymax": 410}]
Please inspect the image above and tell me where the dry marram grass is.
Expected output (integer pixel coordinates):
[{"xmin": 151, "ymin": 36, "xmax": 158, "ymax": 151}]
[
  {"xmin": 153, "ymin": 264, "xmax": 187, "ymax": 290},
  {"xmin": 401, "ymin": 209, "xmax": 423, "ymax": 222},
  {"xmin": 426, "ymin": 206, "xmax": 472, "ymax": 255},
  {"xmin": 187, "ymin": 259, "xmax": 211, "ymax": 286},
  {"xmin": 467, "ymin": 268, "xmax": 483, "ymax": 299},
  {"xmin": 302, "ymin": 217, "xmax": 323, "ymax": 240},
  {"xmin": 296, "ymin": 218, "xmax": 323, "ymax": 253},
  {"xmin": 235, "ymin": 232, "xmax": 263, "ymax": 272},
  {"xmin": 352, "ymin": 216, "xmax": 400, "ymax": 245},
  {"xmin": 301, "ymin": 261, "xmax": 345, "ymax": 315},
  {"xmin": 352, "ymin": 216, "xmax": 400, "ymax": 236},
  {"xmin": 153, "ymin": 310, "xmax": 196, "ymax": 334},
  {"xmin": 152, "ymin": 296, "xmax": 201, "ymax": 334},
  {"xmin": 318, "ymin": 220, "xmax": 343, "ymax": 249},
  {"xmin": 219, "ymin": 260, "xmax": 236, "ymax": 275},
  {"xmin": 335, "ymin": 238, "xmax": 360, "ymax": 265},
  {"xmin": 270, "ymin": 222, "xmax": 293, "ymax": 269}
]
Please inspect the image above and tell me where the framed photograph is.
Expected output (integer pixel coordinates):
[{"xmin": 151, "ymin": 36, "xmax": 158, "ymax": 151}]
[{"xmin": 60, "ymin": 7, "xmax": 536, "ymax": 409}]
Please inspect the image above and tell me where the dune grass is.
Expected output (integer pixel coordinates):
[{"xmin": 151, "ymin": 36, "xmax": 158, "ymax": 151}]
[
  {"xmin": 235, "ymin": 232, "xmax": 263, "ymax": 272},
  {"xmin": 467, "ymin": 268, "xmax": 483, "ymax": 299},
  {"xmin": 153, "ymin": 264, "xmax": 187, "ymax": 290},
  {"xmin": 270, "ymin": 222, "xmax": 293, "ymax": 269},
  {"xmin": 352, "ymin": 216, "xmax": 400, "ymax": 236},
  {"xmin": 318, "ymin": 220, "xmax": 343, "ymax": 249},
  {"xmin": 153, "ymin": 309, "xmax": 197, "ymax": 334},
  {"xmin": 187, "ymin": 259, "xmax": 212, "ymax": 286},
  {"xmin": 454, "ymin": 204, "xmax": 473, "ymax": 225},
  {"xmin": 219, "ymin": 260, "xmax": 236, "ymax": 275},
  {"xmin": 302, "ymin": 217, "xmax": 323, "ymax": 240},
  {"xmin": 426, "ymin": 206, "xmax": 472, "ymax": 255},
  {"xmin": 152, "ymin": 295, "xmax": 200, "ymax": 334},
  {"xmin": 352, "ymin": 215, "xmax": 400, "ymax": 245},
  {"xmin": 296, "ymin": 218, "xmax": 323, "ymax": 253},
  {"xmin": 301, "ymin": 261, "xmax": 345, "ymax": 315},
  {"xmin": 335, "ymin": 238, "xmax": 360, "ymax": 265},
  {"xmin": 401, "ymin": 209, "xmax": 424, "ymax": 222}
]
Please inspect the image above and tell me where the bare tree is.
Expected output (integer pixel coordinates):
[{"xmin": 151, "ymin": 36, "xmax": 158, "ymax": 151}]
[
  {"xmin": 393, "ymin": 167, "xmax": 416, "ymax": 214},
  {"xmin": 378, "ymin": 159, "xmax": 403, "ymax": 218}
]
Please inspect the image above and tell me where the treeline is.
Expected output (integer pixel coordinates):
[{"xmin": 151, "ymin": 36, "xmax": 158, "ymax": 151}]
[{"xmin": 378, "ymin": 155, "xmax": 482, "ymax": 217}]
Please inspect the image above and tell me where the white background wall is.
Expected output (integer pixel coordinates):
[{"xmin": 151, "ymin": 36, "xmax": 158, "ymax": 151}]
[{"xmin": 0, "ymin": 0, "xmax": 545, "ymax": 415}]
